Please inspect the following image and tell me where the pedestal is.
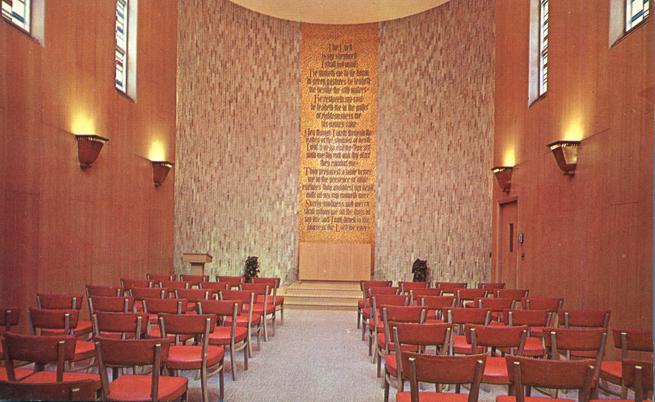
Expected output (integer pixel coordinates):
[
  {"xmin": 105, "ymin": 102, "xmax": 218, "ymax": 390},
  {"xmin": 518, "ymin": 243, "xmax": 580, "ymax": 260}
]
[{"xmin": 182, "ymin": 253, "xmax": 213, "ymax": 275}]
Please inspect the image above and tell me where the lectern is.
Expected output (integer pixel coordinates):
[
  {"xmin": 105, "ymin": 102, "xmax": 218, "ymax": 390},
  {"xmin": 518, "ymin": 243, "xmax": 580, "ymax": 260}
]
[{"xmin": 182, "ymin": 253, "xmax": 213, "ymax": 275}]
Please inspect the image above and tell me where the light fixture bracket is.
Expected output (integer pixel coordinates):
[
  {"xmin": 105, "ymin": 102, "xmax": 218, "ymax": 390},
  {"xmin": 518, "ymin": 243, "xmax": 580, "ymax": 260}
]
[
  {"xmin": 492, "ymin": 166, "xmax": 513, "ymax": 193},
  {"xmin": 75, "ymin": 134, "xmax": 109, "ymax": 169},
  {"xmin": 547, "ymin": 140, "xmax": 580, "ymax": 175},
  {"xmin": 151, "ymin": 161, "xmax": 174, "ymax": 187}
]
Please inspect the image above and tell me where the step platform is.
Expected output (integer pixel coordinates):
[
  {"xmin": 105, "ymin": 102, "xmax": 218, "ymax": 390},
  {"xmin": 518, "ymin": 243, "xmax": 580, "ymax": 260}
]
[{"xmin": 280, "ymin": 281, "xmax": 361, "ymax": 311}]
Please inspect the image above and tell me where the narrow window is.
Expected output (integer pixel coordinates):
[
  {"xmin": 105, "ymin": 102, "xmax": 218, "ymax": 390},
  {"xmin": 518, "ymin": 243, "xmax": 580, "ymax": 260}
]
[
  {"xmin": 538, "ymin": 0, "xmax": 549, "ymax": 97},
  {"xmin": 626, "ymin": 0, "xmax": 649, "ymax": 32},
  {"xmin": 115, "ymin": 0, "xmax": 137, "ymax": 99},
  {"xmin": 2, "ymin": 0, "xmax": 31, "ymax": 33}
]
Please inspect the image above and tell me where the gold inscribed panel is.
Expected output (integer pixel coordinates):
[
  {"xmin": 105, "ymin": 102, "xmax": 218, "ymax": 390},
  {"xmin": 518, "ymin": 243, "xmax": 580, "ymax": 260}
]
[{"xmin": 299, "ymin": 23, "xmax": 378, "ymax": 243}]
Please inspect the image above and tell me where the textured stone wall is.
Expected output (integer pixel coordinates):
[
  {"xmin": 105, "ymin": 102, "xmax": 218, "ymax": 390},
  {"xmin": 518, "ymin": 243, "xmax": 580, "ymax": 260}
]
[
  {"xmin": 175, "ymin": 0, "xmax": 301, "ymax": 282},
  {"xmin": 375, "ymin": 0, "xmax": 495, "ymax": 283}
]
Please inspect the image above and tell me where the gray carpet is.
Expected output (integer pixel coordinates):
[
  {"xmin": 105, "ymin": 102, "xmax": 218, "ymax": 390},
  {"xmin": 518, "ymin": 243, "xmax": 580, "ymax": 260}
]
[{"xmin": 180, "ymin": 310, "xmax": 619, "ymax": 402}]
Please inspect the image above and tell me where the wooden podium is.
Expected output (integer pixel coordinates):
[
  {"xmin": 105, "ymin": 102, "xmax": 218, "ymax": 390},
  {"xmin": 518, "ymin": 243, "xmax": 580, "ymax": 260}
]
[{"xmin": 182, "ymin": 253, "xmax": 213, "ymax": 275}]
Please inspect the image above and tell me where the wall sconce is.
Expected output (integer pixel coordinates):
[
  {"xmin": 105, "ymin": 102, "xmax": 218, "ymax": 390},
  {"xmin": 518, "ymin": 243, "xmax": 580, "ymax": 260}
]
[
  {"xmin": 75, "ymin": 134, "xmax": 109, "ymax": 169},
  {"xmin": 547, "ymin": 140, "xmax": 580, "ymax": 175},
  {"xmin": 152, "ymin": 161, "xmax": 174, "ymax": 187},
  {"xmin": 492, "ymin": 166, "xmax": 513, "ymax": 193}
]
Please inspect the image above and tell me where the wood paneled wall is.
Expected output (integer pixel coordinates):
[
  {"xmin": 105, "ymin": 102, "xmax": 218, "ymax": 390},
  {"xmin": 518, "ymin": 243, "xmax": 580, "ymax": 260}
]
[
  {"xmin": 494, "ymin": 0, "xmax": 653, "ymax": 337},
  {"xmin": 0, "ymin": 0, "xmax": 178, "ymax": 319},
  {"xmin": 376, "ymin": 0, "xmax": 495, "ymax": 283}
]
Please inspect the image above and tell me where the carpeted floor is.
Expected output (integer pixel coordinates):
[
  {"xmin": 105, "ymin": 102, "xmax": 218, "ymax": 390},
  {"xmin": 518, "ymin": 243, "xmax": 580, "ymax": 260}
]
[{"xmin": 180, "ymin": 309, "xmax": 619, "ymax": 402}]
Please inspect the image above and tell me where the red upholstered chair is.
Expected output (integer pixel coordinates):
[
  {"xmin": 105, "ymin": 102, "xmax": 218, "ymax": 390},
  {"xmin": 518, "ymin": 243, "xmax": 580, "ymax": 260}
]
[
  {"xmin": 216, "ymin": 275, "xmax": 245, "ymax": 290},
  {"xmin": 142, "ymin": 298, "xmax": 186, "ymax": 338},
  {"xmin": 28, "ymin": 308, "xmax": 95, "ymax": 370},
  {"xmin": 467, "ymin": 324, "xmax": 528, "ymax": 387},
  {"xmin": 447, "ymin": 307, "xmax": 491, "ymax": 354},
  {"xmin": 367, "ymin": 294, "xmax": 409, "ymax": 356},
  {"xmin": 241, "ymin": 283, "xmax": 276, "ymax": 340},
  {"xmin": 617, "ymin": 360, "xmax": 653, "ymax": 402},
  {"xmin": 476, "ymin": 297, "xmax": 516, "ymax": 323},
  {"xmin": 200, "ymin": 281, "xmax": 230, "ymax": 300},
  {"xmin": 495, "ymin": 289, "xmax": 529, "ymax": 302},
  {"xmin": 160, "ymin": 281, "xmax": 189, "ymax": 298},
  {"xmin": 179, "ymin": 274, "xmax": 209, "ymax": 289},
  {"xmin": 1, "ymin": 332, "xmax": 101, "ymax": 392},
  {"xmin": 198, "ymin": 300, "xmax": 249, "ymax": 380},
  {"xmin": 0, "ymin": 378, "xmax": 98, "ymax": 401},
  {"xmin": 85, "ymin": 285, "xmax": 124, "ymax": 297},
  {"xmin": 175, "ymin": 288, "xmax": 211, "ymax": 312},
  {"xmin": 409, "ymin": 288, "xmax": 442, "ymax": 304},
  {"xmin": 506, "ymin": 309, "xmax": 552, "ymax": 357},
  {"xmin": 520, "ymin": 298, "xmax": 563, "ymax": 337},
  {"xmin": 88, "ymin": 296, "xmax": 135, "ymax": 317},
  {"xmin": 252, "ymin": 277, "xmax": 284, "ymax": 324},
  {"xmin": 92, "ymin": 311, "xmax": 148, "ymax": 340},
  {"xmin": 478, "ymin": 282, "xmax": 506, "ymax": 291},
  {"xmin": 146, "ymin": 273, "xmax": 177, "ymax": 282},
  {"xmin": 0, "ymin": 307, "xmax": 20, "ymax": 362},
  {"xmin": 600, "ymin": 329, "xmax": 653, "ymax": 399},
  {"xmin": 362, "ymin": 288, "xmax": 402, "ymax": 343},
  {"xmin": 399, "ymin": 281, "xmax": 430, "ymax": 294},
  {"xmin": 159, "ymin": 313, "xmax": 224, "ymax": 402},
  {"xmin": 558, "ymin": 310, "xmax": 610, "ymax": 359},
  {"xmin": 358, "ymin": 280, "xmax": 393, "ymax": 329},
  {"xmin": 36, "ymin": 294, "xmax": 92, "ymax": 339},
  {"xmin": 384, "ymin": 323, "xmax": 452, "ymax": 402},
  {"xmin": 375, "ymin": 306, "xmax": 426, "ymax": 377},
  {"xmin": 398, "ymin": 353, "xmax": 486, "ymax": 402},
  {"xmin": 419, "ymin": 295, "xmax": 457, "ymax": 323},
  {"xmin": 435, "ymin": 281, "xmax": 468, "ymax": 295},
  {"xmin": 500, "ymin": 356, "xmax": 595, "ymax": 402},
  {"xmin": 456, "ymin": 288, "xmax": 489, "ymax": 307},
  {"xmin": 94, "ymin": 337, "xmax": 188, "ymax": 401},
  {"xmin": 219, "ymin": 289, "xmax": 261, "ymax": 356},
  {"xmin": 120, "ymin": 278, "xmax": 153, "ymax": 289},
  {"xmin": 130, "ymin": 287, "xmax": 167, "ymax": 312}
]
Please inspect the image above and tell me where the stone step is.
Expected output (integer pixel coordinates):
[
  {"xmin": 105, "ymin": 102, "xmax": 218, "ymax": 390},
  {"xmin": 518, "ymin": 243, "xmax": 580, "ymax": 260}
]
[
  {"xmin": 282, "ymin": 294, "xmax": 359, "ymax": 305},
  {"xmin": 284, "ymin": 300, "xmax": 357, "ymax": 311},
  {"xmin": 280, "ymin": 280, "xmax": 361, "ymax": 311}
]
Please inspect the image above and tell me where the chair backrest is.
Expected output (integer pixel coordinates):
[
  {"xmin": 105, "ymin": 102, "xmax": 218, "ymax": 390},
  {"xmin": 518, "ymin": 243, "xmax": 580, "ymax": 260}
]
[
  {"xmin": 522, "ymin": 297, "xmax": 564, "ymax": 312},
  {"xmin": 240, "ymin": 283, "xmax": 272, "ymax": 296},
  {"xmin": 92, "ymin": 311, "xmax": 147, "ymax": 339},
  {"xmin": 0, "ymin": 379, "xmax": 97, "ymax": 401},
  {"xmin": 495, "ymin": 288, "xmax": 529, "ymax": 301},
  {"xmin": 507, "ymin": 309, "xmax": 551, "ymax": 327},
  {"xmin": 129, "ymin": 287, "xmax": 166, "ymax": 301},
  {"xmin": 361, "ymin": 280, "xmax": 393, "ymax": 294},
  {"xmin": 447, "ymin": 308, "xmax": 491, "ymax": 328},
  {"xmin": 0, "ymin": 308, "xmax": 20, "ymax": 332},
  {"xmin": 410, "ymin": 288, "xmax": 442, "ymax": 303},
  {"xmin": 220, "ymin": 289, "xmax": 255, "ymax": 305},
  {"xmin": 477, "ymin": 282, "xmax": 506, "ymax": 290},
  {"xmin": 142, "ymin": 298, "xmax": 185, "ymax": 315},
  {"xmin": 391, "ymin": 323, "xmax": 452, "ymax": 387},
  {"xmin": 382, "ymin": 306, "xmax": 425, "ymax": 329},
  {"xmin": 559, "ymin": 310, "xmax": 611, "ymax": 328},
  {"xmin": 252, "ymin": 277, "xmax": 281, "ymax": 288},
  {"xmin": 94, "ymin": 337, "xmax": 175, "ymax": 402},
  {"xmin": 399, "ymin": 281, "xmax": 430, "ymax": 294},
  {"xmin": 216, "ymin": 276, "xmax": 245, "ymax": 288},
  {"xmin": 120, "ymin": 278, "xmax": 153, "ymax": 289},
  {"xmin": 2, "ymin": 332, "xmax": 76, "ymax": 382},
  {"xmin": 159, "ymin": 313, "xmax": 215, "ymax": 338},
  {"xmin": 477, "ymin": 297, "xmax": 515, "ymax": 312},
  {"xmin": 88, "ymin": 296, "xmax": 134, "ymax": 315},
  {"xmin": 507, "ymin": 356, "xmax": 595, "ymax": 402},
  {"xmin": 146, "ymin": 273, "xmax": 176, "ymax": 282},
  {"xmin": 545, "ymin": 327, "xmax": 607, "ymax": 380},
  {"xmin": 85, "ymin": 285, "xmax": 123, "ymax": 297},
  {"xmin": 179, "ymin": 274, "xmax": 209, "ymax": 287},
  {"xmin": 468, "ymin": 324, "xmax": 528, "ymax": 353},
  {"xmin": 158, "ymin": 280, "xmax": 188, "ymax": 290},
  {"xmin": 197, "ymin": 300, "xmax": 240, "ymax": 321},
  {"xmin": 175, "ymin": 288, "xmax": 210, "ymax": 303},
  {"xmin": 36, "ymin": 293, "xmax": 83, "ymax": 310},
  {"xmin": 456, "ymin": 289, "xmax": 488, "ymax": 306},
  {"xmin": 368, "ymin": 287, "xmax": 400, "ymax": 297},
  {"xmin": 622, "ymin": 360, "xmax": 654, "ymax": 402},
  {"xmin": 199, "ymin": 281, "xmax": 230, "ymax": 292},
  {"xmin": 612, "ymin": 329, "xmax": 653, "ymax": 356},
  {"xmin": 420, "ymin": 295, "xmax": 457, "ymax": 310},
  {"xmin": 435, "ymin": 282, "xmax": 468, "ymax": 294},
  {"xmin": 403, "ymin": 353, "xmax": 486, "ymax": 402},
  {"xmin": 29, "ymin": 308, "xmax": 79, "ymax": 334}
]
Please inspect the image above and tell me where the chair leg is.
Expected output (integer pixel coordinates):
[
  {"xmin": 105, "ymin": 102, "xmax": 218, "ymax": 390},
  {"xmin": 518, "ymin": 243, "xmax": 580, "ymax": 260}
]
[
  {"xmin": 280, "ymin": 305, "xmax": 284, "ymax": 325},
  {"xmin": 219, "ymin": 362, "xmax": 224, "ymax": 401},
  {"xmin": 256, "ymin": 326, "xmax": 261, "ymax": 351},
  {"xmin": 368, "ymin": 333, "xmax": 374, "ymax": 356},
  {"xmin": 271, "ymin": 313, "xmax": 276, "ymax": 337},
  {"xmin": 243, "ymin": 344, "xmax": 249, "ymax": 371},
  {"xmin": 357, "ymin": 307, "xmax": 361, "ymax": 329},
  {"xmin": 230, "ymin": 347, "xmax": 237, "ymax": 381},
  {"xmin": 362, "ymin": 320, "xmax": 367, "ymax": 341},
  {"xmin": 247, "ymin": 327, "xmax": 254, "ymax": 357},
  {"xmin": 376, "ymin": 351, "xmax": 382, "ymax": 377},
  {"xmin": 384, "ymin": 379, "xmax": 390, "ymax": 402},
  {"xmin": 201, "ymin": 367, "xmax": 208, "ymax": 402},
  {"xmin": 263, "ymin": 317, "xmax": 269, "ymax": 342}
]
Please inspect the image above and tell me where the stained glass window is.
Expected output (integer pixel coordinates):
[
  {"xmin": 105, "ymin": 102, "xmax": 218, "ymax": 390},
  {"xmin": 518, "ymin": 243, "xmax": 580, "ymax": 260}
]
[
  {"xmin": 626, "ymin": 0, "xmax": 649, "ymax": 31},
  {"xmin": 538, "ymin": 0, "xmax": 549, "ymax": 96},
  {"xmin": 115, "ymin": 0, "xmax": 128, "ymax": 93},
  {"xmin": 1, "ymin": 0, "xmax": 31, "ymax": 33}
]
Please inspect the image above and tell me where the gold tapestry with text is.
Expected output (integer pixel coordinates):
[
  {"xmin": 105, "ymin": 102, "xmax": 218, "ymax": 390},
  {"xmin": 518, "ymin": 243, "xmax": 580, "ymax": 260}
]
[{"xmin": 299, "ymin": 24, "xmax": 378, "ymax": 243}]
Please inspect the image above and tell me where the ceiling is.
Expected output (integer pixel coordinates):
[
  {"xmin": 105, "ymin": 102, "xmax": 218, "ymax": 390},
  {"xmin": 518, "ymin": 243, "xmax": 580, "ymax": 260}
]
[{"xmin": 228, "ymin": 0, "xmax": 450, "ymax": 25}]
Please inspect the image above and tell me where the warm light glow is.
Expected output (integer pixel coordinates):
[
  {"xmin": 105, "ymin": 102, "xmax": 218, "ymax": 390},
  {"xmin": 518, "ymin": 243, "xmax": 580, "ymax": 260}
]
[
  {"xmin": 563, "ymin": 118, "xmax": 584, "ymax": 141},
  {"xmin": 502, "ymin": 148, "xmax": 516, "ymax": 167},
  {"xmin": 70, "ymin": 113, "xmax": 96, "ymax": 135},
  {"xmin": 148, "ymin": 139, "xmax": 167, "ymax": 162}
]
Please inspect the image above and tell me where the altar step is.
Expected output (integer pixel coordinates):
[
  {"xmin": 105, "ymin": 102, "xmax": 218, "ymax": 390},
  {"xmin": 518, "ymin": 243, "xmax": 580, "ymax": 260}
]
[{"xmin": 280, "ymin": 281, "xmax": 361, "ymax": 311}]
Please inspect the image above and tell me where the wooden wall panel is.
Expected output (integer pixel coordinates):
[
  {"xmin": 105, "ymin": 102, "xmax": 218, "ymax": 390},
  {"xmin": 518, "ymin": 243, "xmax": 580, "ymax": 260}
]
[
  {"xmin": 0, "ymin": 0, "xmax": 178, "ymax": 322},
  {"xmin": 494, "ymin": 0, "xmax": 653, "ymax": 355},
  {"xmin": 375, "ymin": 0, "xmax": 495, "ymax": 283}
]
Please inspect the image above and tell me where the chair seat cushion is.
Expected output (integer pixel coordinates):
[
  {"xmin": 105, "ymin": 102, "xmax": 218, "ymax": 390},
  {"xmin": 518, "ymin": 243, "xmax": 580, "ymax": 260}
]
[
  {"xmin": 522, "ymin": 336, "xmax": 545, "ymax": 357},
  {"xmin": 74, "ymin": 340, "xmax": 95, "ymax": 361},
  {"xmin": 424, "ymin": 319, "xmax": 445, "ymax": 325},
  {"xmin": 483, "ymin": 356, "xmax": 509, "ymax": 384},
  {"xmin": 397, "ymin": 391, "xmax": 470, "ymax": 402},
  {"xmin": 256, "ymin": 296, "xmax": 283, "ymax": 306},
  {"xmin": 224, "ymin": 314, "xmax": 261, "ymax": 327},
  {"xmin": 21, "ymin": 370, "xmax": 102, "ymax": 391},
  {"xmin": 362, "ymin": 308, "xmax": 372, "ymax": 319},
  {"xmin": 452, "ymin": 335, "xmax": 484, "ymax": 354},
  {"xmin": 166, "ymin": 345, "xmax": 225, "ymax": 370},
  {"xmin": 146, "ymin": 326, "xmax": 192, "ymax": 342},
  {"xmin": 600, "ymin": 360, "xmax": 622, "ymax": 384},
  {"xmin": 497, "ymin": 397, "xmax": 575, "ymax": 402},
  {"xmin": 208, "ymin": 327, "xmax": 248, "ymax": 345},
  {"xmin": 0, "ymin": 367, "xmax": 34, "ymax": 381},
  {"xmin": 385, "ymin": 354, "xmax": 398, "ymax": 376},
  {"xmin": 530, "ymin": 326, "xmax": 546, "ymax": 337},
  {"xmin": 106, "ymin": 375, "xmax": 187, "ymax": 401},
  {"xmin": 358, "ymin": 299, "xmax": 365, "ymax": 308},
  {"xmin": 248, "ymin": 304, "xmax": 276, "ymax": 314},
  {"xmin": 40, "ymin": 319, "xmax": 92, "ymax": 337}
]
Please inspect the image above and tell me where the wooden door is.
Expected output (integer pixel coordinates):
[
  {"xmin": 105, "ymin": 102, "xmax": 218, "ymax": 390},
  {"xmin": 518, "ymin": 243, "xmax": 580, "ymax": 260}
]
[{"xmin": 498, "ymin": 201, "xmax": 519, "ymax": 288}]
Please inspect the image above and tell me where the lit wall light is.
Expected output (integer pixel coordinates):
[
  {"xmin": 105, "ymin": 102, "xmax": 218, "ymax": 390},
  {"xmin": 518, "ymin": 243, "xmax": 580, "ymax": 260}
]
[
  {"xmin": 492, "ymin": 166, "xmax": 513, "ymax": 193},
  {"xmin": 75, "ymin": 134, "xmax": 109, "ymax": 170},
  {"xmin": 547, "ymin": 140, "xmax": 580, "ymax": 175},
  {"xmin": 152, "ymin": 161, "xmax": 174, "ymax": 187}
]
